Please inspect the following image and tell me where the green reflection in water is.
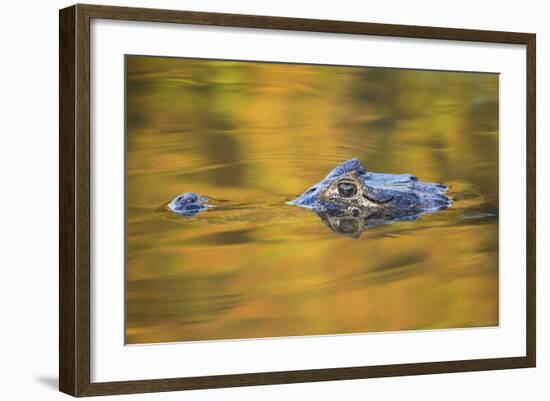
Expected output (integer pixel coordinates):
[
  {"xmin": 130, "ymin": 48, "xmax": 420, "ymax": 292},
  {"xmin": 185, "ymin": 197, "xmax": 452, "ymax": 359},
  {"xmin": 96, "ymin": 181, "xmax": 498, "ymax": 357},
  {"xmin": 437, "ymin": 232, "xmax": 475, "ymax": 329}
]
[{"xmin": 125, "ymin": 55, "xmax": 499, "ymax": 344}]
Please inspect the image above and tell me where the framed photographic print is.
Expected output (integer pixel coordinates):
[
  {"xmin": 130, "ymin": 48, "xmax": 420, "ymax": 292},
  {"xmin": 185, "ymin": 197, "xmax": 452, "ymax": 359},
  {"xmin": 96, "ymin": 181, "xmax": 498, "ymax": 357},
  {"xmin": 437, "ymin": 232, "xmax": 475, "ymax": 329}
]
[{"xmin": 59, "ymin": 4, "xmax": 536, "ymax": 397}]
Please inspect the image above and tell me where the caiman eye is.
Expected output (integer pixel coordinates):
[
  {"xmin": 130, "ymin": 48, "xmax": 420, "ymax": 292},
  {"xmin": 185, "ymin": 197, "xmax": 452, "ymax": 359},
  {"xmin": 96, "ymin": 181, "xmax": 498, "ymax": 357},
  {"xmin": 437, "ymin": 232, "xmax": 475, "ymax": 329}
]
[{"xmin": 337, "ymin": 182, "xmax": 357, "ymax": 198}]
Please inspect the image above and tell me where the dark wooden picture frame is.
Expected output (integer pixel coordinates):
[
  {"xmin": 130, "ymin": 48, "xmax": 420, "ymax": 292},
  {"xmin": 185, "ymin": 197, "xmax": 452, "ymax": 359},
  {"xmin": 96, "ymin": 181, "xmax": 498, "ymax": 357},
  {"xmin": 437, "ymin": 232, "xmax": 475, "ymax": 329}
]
[{"xmin": 59, "ymin": 3, "xmax": 536, "ymax": 397}]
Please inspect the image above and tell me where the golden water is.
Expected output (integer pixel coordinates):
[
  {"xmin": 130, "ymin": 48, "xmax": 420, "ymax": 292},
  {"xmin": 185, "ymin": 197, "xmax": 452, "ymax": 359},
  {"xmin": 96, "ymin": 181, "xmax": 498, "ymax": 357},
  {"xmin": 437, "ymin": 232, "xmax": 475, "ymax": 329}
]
[{"xmin": 125, "ymin": 56, "xmax": 499, "ymax": 344}]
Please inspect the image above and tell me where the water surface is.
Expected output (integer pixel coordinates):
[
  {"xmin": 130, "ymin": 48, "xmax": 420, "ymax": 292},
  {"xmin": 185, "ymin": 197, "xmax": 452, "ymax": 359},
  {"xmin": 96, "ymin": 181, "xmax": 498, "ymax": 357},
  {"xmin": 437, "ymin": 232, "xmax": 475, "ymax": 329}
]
[{"xmin": 125, "ymin": 56, "xmax": 499, "ymax": 344}]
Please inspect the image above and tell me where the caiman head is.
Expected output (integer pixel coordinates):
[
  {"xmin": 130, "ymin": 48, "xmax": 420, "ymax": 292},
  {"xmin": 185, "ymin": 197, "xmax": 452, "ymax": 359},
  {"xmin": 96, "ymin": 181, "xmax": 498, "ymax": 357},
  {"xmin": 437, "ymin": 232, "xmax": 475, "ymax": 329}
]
[
  {"xmin": 288, "ymin": 158, "xmax": 451, "ymax": 215},
  {"xmin": 288, "ymin": 158, "xmax": 384, "ymax": 214}
]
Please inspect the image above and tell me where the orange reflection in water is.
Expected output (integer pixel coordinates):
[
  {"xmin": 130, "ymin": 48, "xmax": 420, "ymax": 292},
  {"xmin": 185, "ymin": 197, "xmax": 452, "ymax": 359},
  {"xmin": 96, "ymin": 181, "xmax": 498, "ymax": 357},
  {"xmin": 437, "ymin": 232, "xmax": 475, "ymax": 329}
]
[{"xmin": 125, "ymin": 56, "xmax": 499, "ymax": 344}]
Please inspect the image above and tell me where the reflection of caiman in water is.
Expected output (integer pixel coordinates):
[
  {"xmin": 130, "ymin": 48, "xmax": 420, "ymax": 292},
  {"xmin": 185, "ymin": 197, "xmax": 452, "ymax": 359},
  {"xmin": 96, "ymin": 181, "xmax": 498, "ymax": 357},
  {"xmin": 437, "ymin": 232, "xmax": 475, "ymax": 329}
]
[{"xmin": 167, "ymin": 158, "xmax": 452, "ymax": 237}]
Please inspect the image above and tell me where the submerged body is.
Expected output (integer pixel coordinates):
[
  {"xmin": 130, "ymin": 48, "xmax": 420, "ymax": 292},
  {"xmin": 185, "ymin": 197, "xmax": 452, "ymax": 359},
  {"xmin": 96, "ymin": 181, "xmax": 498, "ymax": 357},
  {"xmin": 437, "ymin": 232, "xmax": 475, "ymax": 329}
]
[
  {"xmin": 167, "ymin": 158, "xmax": 451, "ymax": 235},
  {"xmin": 167, "ymin": 192, "xmax": 209, "ymax": 216}
]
